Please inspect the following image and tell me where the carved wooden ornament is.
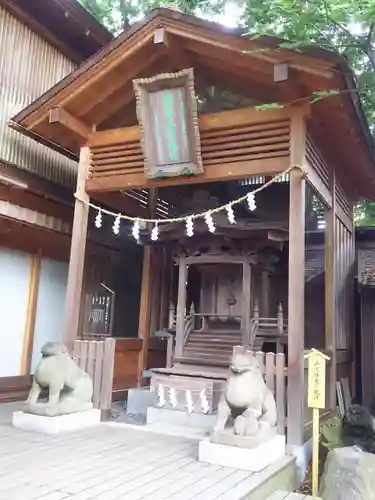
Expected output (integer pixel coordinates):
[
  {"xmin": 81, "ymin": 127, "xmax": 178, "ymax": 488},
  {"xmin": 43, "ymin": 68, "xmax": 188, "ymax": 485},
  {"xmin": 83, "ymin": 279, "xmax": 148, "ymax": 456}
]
[{"xmin": 133, "ymin": 68, "xmax": 203, "ymax": 179}]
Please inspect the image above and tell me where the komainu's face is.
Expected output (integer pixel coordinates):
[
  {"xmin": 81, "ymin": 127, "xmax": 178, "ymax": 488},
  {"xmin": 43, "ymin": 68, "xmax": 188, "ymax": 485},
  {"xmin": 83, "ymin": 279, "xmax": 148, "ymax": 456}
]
[
  {"xmin": 229, "ymin": 354, "xmax": 259, "ymax": 375},
  {"xmin": 41, "ymin": 342, "xmax": 68, "ymax": 357}
]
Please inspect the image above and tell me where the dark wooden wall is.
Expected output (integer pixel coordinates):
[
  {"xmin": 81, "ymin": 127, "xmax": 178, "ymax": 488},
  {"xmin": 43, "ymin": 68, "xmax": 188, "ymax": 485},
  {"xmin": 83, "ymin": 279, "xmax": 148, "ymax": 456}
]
[{"xmin": 359, "ymin": 287, "xmax": 375, "ymax": 408}]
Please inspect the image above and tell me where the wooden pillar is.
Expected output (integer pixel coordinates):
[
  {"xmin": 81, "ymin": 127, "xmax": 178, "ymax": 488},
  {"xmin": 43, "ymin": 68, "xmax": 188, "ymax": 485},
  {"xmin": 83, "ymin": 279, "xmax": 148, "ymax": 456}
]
[
  {"xmin": 138, "ymin": 188, "xmax": 157, "ymax": 377},
  {"xmin": 287, "ymin": 107, "xmax": 307, "ymax": 448},
  {"xmin": 242, "ymin": 261, "xmax": 252, "ymax": 348},
  {"xmin": 261, "ymin": 269, "xmax": 270, "ymax": 317},
  {"xmin": 175, "ymin": 258, "xmax": 188, "ymax": 359},
  {"xmin": 63, "ymin": 146, "xmax": 90, "ymax": 346},
  {"xmin": 20, "ymin": 252, "xmax": 41, "ymax": 375},
  {"xmin": 325, "ymin": 173, "xmax": 336, "ymax": 408},
  {"xmin": 138, "ymin": 246, "xmax": 153, "ymax": 376},
  {"xmin": 159, "ymin": 248, "xmax": 171, "ymax": 330}
]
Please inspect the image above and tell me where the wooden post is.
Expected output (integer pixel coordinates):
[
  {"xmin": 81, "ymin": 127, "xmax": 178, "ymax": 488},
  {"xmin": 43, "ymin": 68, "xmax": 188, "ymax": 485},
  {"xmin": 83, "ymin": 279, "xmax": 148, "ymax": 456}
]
[
  {"xmin": 21, "ymin": 252, "xmax": 42, "ymax": 375},
  {"xmin": 287, "ymin": 106, "xmax": 307, "ymax": 448},
  {"xmin": 63, "ymin": 146, "xmax": 90, "ymax": 345},
  {"xmin": 261, "ymin": 269, "xmax": 270, "ymax": 317},
  {"xmin": 138, "ymin": 188, "xmax": 157, "ymax": 379},
  {"xmin": 242, "ymin": 261, "xmax": 252, "ymax": 348},
  {"xmin": 325, "ymin": 173, "xmax": 336, "ymax": 408},
  {"xmin": 138, "ymin": 247, "xmax": 153, "ymax": 378},
  {"xmin": 175, "ymin": 258, "xmax": 188, "ymax": 359}
]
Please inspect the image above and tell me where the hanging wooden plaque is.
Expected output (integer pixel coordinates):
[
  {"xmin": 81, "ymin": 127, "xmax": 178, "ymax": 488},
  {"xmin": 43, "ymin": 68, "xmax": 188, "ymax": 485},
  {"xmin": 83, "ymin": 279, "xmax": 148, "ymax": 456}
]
[{"xmin": 133, "ymin": 68, "xmax": 203, "ymax": 179}]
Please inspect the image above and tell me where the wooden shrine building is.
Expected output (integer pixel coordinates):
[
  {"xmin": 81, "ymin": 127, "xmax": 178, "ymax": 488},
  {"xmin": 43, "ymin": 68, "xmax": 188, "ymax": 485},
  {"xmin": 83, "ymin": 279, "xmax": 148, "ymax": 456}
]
[{"xmin": 9, "ymin": 8, "xmax": 375, "ymax": 448}]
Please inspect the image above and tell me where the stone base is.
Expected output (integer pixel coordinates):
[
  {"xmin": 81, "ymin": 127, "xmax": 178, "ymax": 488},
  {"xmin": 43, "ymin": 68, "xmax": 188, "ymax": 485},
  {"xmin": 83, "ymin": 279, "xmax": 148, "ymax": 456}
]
[
  {"xmin": 211, "ymin": 426, "xmax": 277, "ymax": 448},
  {"xmin": 12, "ymin": 409, "xmax": 101, "ymax": 435},
  {"xmin": 147, "ymin": 407, "xmax": 216, "ymax": 431},
  {"xmin": 126, "ymin": 388, "xmax": 156, "ymax": 415},
  {"xmin": 199, "ymin": 434, "xmax": 286, "ymax": 472}
]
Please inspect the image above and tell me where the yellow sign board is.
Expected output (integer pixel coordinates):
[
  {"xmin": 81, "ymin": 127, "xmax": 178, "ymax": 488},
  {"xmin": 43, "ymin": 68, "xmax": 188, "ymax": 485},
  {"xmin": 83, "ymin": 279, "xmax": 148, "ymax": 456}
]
[
  {"xmin": 305, "ymin": 348, "xmax": 330, "ymax": 409},
  {"xmin": 304, "ymin": 348, "xmax": 330, "ymax": 497}
]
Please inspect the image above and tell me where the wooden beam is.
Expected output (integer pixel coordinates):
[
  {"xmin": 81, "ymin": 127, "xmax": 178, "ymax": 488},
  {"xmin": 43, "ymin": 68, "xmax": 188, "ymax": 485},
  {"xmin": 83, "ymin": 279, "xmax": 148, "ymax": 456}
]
[
  {"xmin": 80, "ymin": 51, "xmax": 160, "ymax": 120},
  {"xmin": 20, "ymin": 252, "xmax": 42, "ymax": 375},
  {"xmin": 165, "ymin": 25, "xmax": 334, "ymax": 80},
  {"xmin": 86, "ymin": 156, "xmax": 289, "ymax": 192},
  {"xmin": 242, "ymin": 262, "xmax": 252, "ymax": 347},
  {"xmin": 325, "ymin": 170, "xmax": 336, "ymax": 409},
  {"xmin": 154, "ymin": 29, "xmax": 211, "ymax": 91},
  {"xmin": 175, "ymin": 258, "xmax": 188, "ymax": 359},
  {"xmin": 138, "ymin": 247, "xmax": 153, "ymax": 378},
  {"xmin": 138, "ymin": 189, "xmax": 157, "ymax": 378},
  {"xmin": 88, "ymin": 107, "xmax": 291, "ymax": 146},
  {"xmin": 49, "ymin": 107, "xmax": 91, "ymax": 140},
  {"xmin": 287, "ymin": 106, "xmax": 307, "ymax": 449},
  {"xmin": 63, "ymin": 147, "xmax": 90, "ymax": 345}
]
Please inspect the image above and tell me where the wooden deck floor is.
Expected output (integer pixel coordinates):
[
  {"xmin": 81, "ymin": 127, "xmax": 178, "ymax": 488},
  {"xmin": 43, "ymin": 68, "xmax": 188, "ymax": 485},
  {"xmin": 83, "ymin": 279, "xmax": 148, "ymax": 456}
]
[{"xmin": 0, "ymin": 403, "xmax": 295, "ymax": 500}]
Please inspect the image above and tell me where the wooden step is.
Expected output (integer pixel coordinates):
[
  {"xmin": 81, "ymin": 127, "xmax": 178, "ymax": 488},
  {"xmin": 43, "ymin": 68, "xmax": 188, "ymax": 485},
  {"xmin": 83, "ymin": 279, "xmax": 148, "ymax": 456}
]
[
  {"xmin": 173, "ymin": 355, "xmax": 229, "ymax": 367},
  {"xmin": 184, "ymin": 346, "xmax": 232, "ymax": 357},
  {"xmin": 190, "ymin": 329, "xmax": 241, "ymax": 335},
  {"xmin": 189, "ymin": 334, "xmax": 242, "ymax": 342},
  {"xmin": 184, "ymin": 344, "xmax": 235, "ymax": 355},
  {"xmin": 187, "ymin": 338, "xmax": 241, "ymax": 347}
]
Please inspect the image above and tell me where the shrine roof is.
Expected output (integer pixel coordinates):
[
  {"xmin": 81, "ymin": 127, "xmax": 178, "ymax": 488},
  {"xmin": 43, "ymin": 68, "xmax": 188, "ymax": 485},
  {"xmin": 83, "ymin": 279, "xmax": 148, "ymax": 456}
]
[
  {"xmin": 8, "ymin": 7, "xmax": 375, "ymax": 198},
  {"xmin": 0, "ymin": 0, "xmax": 113, "ymax": 63}
]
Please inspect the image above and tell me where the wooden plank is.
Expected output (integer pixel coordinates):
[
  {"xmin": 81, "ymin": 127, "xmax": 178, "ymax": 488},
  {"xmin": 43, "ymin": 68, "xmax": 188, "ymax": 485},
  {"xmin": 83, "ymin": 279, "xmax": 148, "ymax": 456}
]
[
  {"xmin": 63, "ymin": 146, "xmax": 90, "ymax": 345},
  {"xmin": 255, "ymin": 351, "xmax": 265, "ymax": 372},
  {"xmin": 242, "ymin": 261, "xmax": 252, "ymax": 347},
  {"xmin": 93, "ymin": 341, "xmax": 104, "ymax": 408},
  {"xmin": 20, "ymin": 252, "xmax": 41, "ymax": 375},
  {"xmin": 86, "ymin": 340, "xmax": 96, "ymax": 380},
  {"xmin": 86, "ymin": 155, "xmax": 289, "ymax": 192},
  {"xmin": 276, "ymin": 353, "xmax": 286, "ymax": 433},
  {"xmin": 100, "ymin": 338, "xmax": 115, "ymax": 411},
  {"xmin": 287, "ymin": 106, "xmax": 307, "ymax": 448},
  {"xmin": 80, "ymin": 340, "xmax": 89, "ymax": 373},
  {"xmin": 265, "ymin": 352, "xmax": 275, "ymax": 392},
  {"xmin": 72, "ymin": 340, "xmax": 81, "ymax": 363},
  {"xmin": 87, "ymin": 108, "xmax": 291, "ymax": 147},
  {"xmin": 341, "ymin": 377, "xmax": 352, "ymax": 410}
]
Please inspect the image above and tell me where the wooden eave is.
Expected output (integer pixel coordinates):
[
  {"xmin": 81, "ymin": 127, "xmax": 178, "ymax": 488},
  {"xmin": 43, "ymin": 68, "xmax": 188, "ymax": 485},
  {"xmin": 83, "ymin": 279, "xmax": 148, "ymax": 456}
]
[
  {"xmin": 0, "ymin": 0, "xmax": 113, "ymax": 63},
  {"xmin": 8, "ymin": 8, "xmax": 375, "ymax": 200}
]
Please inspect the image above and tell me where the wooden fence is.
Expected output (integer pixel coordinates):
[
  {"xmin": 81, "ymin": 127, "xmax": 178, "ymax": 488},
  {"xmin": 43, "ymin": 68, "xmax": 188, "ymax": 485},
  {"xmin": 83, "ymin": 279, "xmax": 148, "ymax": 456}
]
[
  {"xmin": 73, "ymin": 338, "xmax": 115, "ymax": 416},
  {"xmin": 233, "ymin": 346, "xmax": 287, "ymax": 434}
]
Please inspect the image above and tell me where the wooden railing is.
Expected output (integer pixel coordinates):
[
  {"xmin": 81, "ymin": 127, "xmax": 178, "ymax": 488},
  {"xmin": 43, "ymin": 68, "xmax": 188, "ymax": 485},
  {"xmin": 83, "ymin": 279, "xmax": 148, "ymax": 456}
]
[
  {"xmin": 73, "ymin": 338, "xmax": 115, "ymax": 417},
  {"xmin": 86, "ymin": 107, "xmax": 291, "ymax": 191}
]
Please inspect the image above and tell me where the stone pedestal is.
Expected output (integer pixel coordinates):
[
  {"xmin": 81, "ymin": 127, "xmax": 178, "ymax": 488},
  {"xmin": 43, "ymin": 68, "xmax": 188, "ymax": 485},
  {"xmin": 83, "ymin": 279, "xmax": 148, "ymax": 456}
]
[
  {"xmin": 198, "ymin": 434, "xmax": 286, "ymax": 472},
  {"xmin": 12, "ymin": 409, "xmax": 101, "ymax": 435}
]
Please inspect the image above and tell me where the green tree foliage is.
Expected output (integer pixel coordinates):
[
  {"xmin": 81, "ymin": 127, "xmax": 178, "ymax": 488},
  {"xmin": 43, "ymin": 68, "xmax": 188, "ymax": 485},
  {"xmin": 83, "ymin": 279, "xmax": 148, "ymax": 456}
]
[{"xmin": 78, "ymin": 0, "xmax": 375, "ymax": 225}]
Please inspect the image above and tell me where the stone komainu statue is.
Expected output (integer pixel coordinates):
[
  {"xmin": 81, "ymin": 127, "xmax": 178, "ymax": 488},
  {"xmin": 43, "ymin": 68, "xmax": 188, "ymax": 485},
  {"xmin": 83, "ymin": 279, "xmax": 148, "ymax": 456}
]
[
  {"xmin": 24, "ymin": 342, "xmax": 93, "ymax": 417},
  {"xmin": 213, "ymin": 352, "xmax": 277, "ymax": 438}
]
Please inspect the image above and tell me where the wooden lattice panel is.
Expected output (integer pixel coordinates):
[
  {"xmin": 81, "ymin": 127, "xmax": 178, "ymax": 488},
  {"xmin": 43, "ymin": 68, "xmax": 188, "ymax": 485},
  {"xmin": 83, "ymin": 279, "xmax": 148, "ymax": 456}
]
[
  {"xmin": 306, "ymin": 135, "xmax": 329, "ymax": 188},
  {"xmin": 88, "ymin": 114, "xmax": 290, "ymax": 185}
]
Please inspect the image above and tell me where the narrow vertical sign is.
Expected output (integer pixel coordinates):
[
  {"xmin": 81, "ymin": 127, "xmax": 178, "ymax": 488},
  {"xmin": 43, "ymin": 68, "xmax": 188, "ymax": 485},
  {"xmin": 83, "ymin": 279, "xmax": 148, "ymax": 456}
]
[{"xmin": 305, "ymin": 348, "xmax": 330, "ymax": 497}]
